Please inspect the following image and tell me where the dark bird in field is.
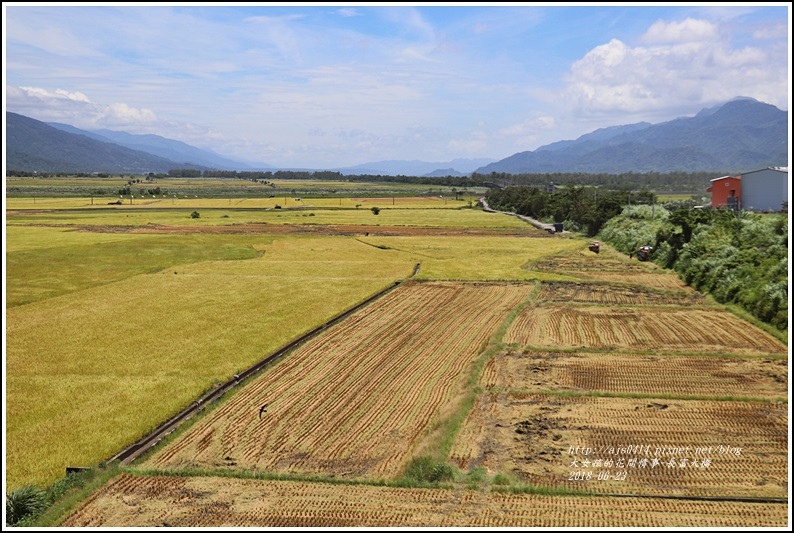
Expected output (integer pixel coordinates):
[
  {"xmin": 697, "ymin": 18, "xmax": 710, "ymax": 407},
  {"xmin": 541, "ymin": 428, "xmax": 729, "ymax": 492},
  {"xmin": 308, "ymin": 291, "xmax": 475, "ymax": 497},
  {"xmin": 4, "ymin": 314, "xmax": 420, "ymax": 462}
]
[{"xmin": 259, "ymin": 403, "xmax": 268, "ymax": 419}]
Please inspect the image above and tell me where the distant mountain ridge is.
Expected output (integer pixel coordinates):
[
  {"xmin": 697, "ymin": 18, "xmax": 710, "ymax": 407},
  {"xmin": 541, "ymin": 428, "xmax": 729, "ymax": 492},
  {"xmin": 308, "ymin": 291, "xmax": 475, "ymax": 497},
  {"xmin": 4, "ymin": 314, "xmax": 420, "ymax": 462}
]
[
  {"xmin": 335, "ymin": 158, "xmax": 495, "ymax": 177},
  {"xmin": 475, "ymin": 97, "xmax": 788, "ymax": 174},
  {"xmin": 6, "ymin": 111, "xmax": 206, "ymax": 174},
  {"xmin": 6, "ymin": 97, "xmax": 788, "ymax": 175},
  {"xmin": 45, "ymin": 122, "xmax": 263, "ymax": 171}
]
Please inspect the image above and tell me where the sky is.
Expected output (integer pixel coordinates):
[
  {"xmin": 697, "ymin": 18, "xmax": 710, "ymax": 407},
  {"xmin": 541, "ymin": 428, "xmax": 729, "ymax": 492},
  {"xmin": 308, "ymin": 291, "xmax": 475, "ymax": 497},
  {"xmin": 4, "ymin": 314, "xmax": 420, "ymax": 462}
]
[{"xmin": 2, "ymin": 2, "xmax": 791, "ymax": 169}]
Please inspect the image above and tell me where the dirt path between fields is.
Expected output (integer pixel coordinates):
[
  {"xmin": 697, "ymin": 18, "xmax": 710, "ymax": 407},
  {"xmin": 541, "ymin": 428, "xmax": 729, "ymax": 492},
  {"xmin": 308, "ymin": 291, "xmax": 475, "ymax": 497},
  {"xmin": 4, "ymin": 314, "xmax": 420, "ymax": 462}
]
[{"xmin": 21, "ymin": 222, "xmax": 552, "ymax": 237}]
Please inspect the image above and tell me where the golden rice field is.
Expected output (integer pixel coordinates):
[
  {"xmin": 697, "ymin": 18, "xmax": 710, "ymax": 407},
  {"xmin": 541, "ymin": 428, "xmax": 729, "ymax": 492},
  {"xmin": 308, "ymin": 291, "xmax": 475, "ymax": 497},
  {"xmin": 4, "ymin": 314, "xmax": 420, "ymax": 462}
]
[
  {"xmin": 5, "ymin": 194, "xmax": 479, "ymax": 211},
  {"xmin": 6, "ymin": 176, "xmax": 483, "ymax": 199},
  {"xmin": 5, "ymin": 201, "xmax": 533, "ymax": 228},
  {"xmin": 5, "ymin": 232, "xmax": 416, "ymax": 489},
  {"xmin": 59, "ymin": 473, "xmax": 788, "ymax": 528}
]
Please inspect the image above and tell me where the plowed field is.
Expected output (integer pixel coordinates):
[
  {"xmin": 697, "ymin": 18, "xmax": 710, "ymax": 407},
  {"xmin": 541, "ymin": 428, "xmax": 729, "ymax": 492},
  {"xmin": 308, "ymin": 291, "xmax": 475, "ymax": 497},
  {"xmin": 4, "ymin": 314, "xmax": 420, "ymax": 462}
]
[
  {"xmin": 504, "ymin": 305, "xmax": 788, "ymax": 355},
  {"xmin": 480, "ymin": 350, "xmax": 787, "ymax": 400},
  {"xmin": 142, "ymin": 281, "xmax": 535, "ymax": 480},
  {"xmin": 450, "ymin": 394, "xmax": 788, "ymax": 498},
  {"xmin": 60, "ymin": 473, "xmax": 788, "ymax": 528}
]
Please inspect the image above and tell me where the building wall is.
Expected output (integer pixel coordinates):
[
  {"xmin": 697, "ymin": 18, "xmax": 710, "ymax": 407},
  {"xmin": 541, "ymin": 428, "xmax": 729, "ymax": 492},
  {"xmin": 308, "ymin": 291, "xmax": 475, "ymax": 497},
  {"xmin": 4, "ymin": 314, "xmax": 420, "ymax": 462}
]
[
  {"xmin": 707, "ymin": 176, "xmax": 741, "ymax": 209},
  {"xmin": 740, "ymin": 168, "xmax": 788, "ymax": 212}
]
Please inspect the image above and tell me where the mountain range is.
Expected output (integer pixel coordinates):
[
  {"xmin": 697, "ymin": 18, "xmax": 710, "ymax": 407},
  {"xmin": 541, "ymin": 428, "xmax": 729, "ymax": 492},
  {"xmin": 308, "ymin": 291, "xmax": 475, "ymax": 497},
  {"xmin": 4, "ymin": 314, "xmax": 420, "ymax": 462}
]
[
  {"xmin": 476, "ymin": 97, "xmax": 787, "ymax": 174},
  {"xmin": 5, "ymin": 97, "xmax": 788, "ymax": 176}
]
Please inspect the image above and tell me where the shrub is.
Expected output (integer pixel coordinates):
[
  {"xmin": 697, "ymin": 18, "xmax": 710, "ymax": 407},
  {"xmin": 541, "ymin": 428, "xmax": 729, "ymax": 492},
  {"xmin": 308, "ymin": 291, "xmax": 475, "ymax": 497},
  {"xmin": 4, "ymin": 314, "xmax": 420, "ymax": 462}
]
[
  {"xmin": 430, "ymin": 462, "xmax": 454, "ymax": 482},
  {"xmin": 190, "ymin": 211, "xmax": 200, "ymax": 219},
  {"xmin": 6, "ymin": 485, "xmax": 46, "ymax": 526},
  {"xmin": 491, "ymin": 473, "xmax": 514, "ymax": 486},
  {"xmin": 371, "ymin": 207, "xmax": 380, "ymax": 215},
  {"xmin": 402, "ymin": 457, "xmax": 453, "ymax": 483},
  {"xmin": 467, "ymin": 466, "xmax": 487, "ymax": 483}
]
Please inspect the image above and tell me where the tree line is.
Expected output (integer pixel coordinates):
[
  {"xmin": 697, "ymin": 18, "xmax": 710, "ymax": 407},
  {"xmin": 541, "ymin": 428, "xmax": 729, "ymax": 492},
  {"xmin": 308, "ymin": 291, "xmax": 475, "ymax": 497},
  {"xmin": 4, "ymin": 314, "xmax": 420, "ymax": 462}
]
[
  {"xmin": 484, "ymin": 185, "xmax": 657, "ymax": 236},
  {"xmin": 8, "ymin": 168, "xmax": 718, "ymax": 194},
  {"xmin": 598, "ymin": 206, "xmax": 788, "ymax": 332},
  {"xmin": 472, "ymin": 170, "xmax": 716, "ymax": 192},
  {"xmin": 484, "ymin": 183, "xmax": 787, "ymax": 332}
]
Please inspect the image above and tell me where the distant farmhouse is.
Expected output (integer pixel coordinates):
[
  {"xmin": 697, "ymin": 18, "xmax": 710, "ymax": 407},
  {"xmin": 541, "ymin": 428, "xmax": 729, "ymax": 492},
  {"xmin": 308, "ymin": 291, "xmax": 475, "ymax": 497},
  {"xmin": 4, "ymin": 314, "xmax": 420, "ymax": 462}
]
[{"xmin": 706, "ymin": 167, "xmax": 788, "ymax": 212}]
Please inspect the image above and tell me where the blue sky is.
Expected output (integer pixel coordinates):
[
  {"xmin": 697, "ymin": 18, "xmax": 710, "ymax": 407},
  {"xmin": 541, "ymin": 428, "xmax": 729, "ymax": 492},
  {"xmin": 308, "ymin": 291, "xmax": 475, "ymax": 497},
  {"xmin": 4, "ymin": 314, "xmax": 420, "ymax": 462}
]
[{"xmin": 3, "ymin": 3, "xmax": 790, "ymax": 169}]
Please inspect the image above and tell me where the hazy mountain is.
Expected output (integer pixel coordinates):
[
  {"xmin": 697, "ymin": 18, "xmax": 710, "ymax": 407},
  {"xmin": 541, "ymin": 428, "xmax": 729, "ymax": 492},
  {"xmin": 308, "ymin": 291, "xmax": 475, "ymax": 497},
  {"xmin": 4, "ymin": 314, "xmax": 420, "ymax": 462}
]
[
  {"xmin": 45, "ymin": 123, "xmax": 268, "ymax": 171},
  {"xmin": 476, "ymin": 97, "xmax": 788, "ymax": 174},
  {"xmin": 9, "ymin": 113, "xmax": 489, "ymax": 175},
  {"xmin": 336, "ymin": 158, "xmax": 496, "ymax": 176},
  {"xmin": 6, "ymin": 112, "xmax": 209, "ymax": 174},
  {"xmin": 422, "ymin": 168, "xmax": 467, "ymax": 177}
]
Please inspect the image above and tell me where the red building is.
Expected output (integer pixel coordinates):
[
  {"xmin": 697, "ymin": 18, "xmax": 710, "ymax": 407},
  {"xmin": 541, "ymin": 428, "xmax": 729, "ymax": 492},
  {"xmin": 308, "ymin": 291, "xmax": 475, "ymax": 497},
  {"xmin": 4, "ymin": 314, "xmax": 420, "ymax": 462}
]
[{"xmin": 706, "ymin": 175, "xmax": 741, "ymax": 209}]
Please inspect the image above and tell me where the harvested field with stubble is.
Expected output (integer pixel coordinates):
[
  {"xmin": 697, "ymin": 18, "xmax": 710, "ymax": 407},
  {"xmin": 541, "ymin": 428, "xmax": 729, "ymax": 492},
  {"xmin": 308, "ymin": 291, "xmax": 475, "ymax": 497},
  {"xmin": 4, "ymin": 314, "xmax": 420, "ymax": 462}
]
[
  {"xmin": 59, "ymin": 473, "xmax": 788, "ymax": 528},
  {"xmin": 532, "ymin": 248, "xmax": 692, "ymax": 291},
  {"xmin": 56, "ymin": 261, "xmax": 787, "ymax": 527},
  {"xmin": 504, "ymin": 304, "xmax": 788, "ymax": 355},
  {"xmin": 481, "ymin": 350, "xmax": 788, "ymax": 400},
  {"xmin": 141, "ymin": 281, "xmax": 536, "ymax": 480},
  {"xmin": 449, "ymin": 393, "xmax": 788, "ymax": 499},
  {"xmin": 535, "ymin": 280, "xmax": 706, "ymax": 306}
]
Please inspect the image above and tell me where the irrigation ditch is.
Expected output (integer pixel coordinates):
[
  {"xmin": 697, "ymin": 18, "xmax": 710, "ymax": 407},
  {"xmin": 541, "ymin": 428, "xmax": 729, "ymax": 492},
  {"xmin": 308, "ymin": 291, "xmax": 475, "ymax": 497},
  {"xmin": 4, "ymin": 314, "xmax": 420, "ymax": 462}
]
[{"xmin": 105, "ymin": 262, "xmax": 422, "ymax": 467}]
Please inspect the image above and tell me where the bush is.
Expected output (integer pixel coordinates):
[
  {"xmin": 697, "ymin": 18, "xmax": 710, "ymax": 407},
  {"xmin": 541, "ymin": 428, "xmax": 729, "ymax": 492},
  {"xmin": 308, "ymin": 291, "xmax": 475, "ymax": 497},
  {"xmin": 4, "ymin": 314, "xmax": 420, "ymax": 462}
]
[
  {"xmin": 491, "ymin": 473, "xmax": 514, "ymax": 486},
  {"xmin": 402, "ymin": 456, "xmax": 453, "ymax": 483},
  {"xmin": 371, "ymin": 207, "xmax": 380, "ymax": 215},
  {"xmin": 430, "ymin": 462, "xmax": 454, "ymax": 482},
  {"xmin": 6, "ymin": 485, "xmax": 46, "ymax": 526},
  {"xmin": 190, "ymin": 211, "xmax": 200, "ymax": 219}
]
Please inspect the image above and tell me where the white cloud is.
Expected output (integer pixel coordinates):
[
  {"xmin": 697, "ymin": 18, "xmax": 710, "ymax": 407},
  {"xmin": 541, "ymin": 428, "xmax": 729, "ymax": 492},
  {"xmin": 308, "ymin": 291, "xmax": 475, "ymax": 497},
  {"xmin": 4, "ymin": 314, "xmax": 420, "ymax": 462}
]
[
  {"xmin": 564, "ymin": 17, "xmax": 789, "ymax": 117},
  {"xmin": 18, "ymin": 86, "xmax": 91, "ymax": 103},
  {"xmin": 8, "ymin": 85, "xmax": 159, "ymax": 130},
  {"xmin": 5, "ymin": 7, "xmax": 787, "ymax": 168},
  {"xmin": 100, "ymin": 103, "xmax": 157, "ymax": 127},
  {"xmin": 752, "ymin": 21, "xmax": 787, "ymax": 40},
  {"xmin": 337, "ymin": 8, "xmax": 360, "ymax": 18},
  {"xmin": 447, "ymin": 130, "xmax": 487, "ymax": 155},
  {"xmin": 497, "ymin": 116, "xmax": 556, "ymax": 137},
  {"xmin": 642, "ymin": 18, "xmax": 718, "ymax": 44}
]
